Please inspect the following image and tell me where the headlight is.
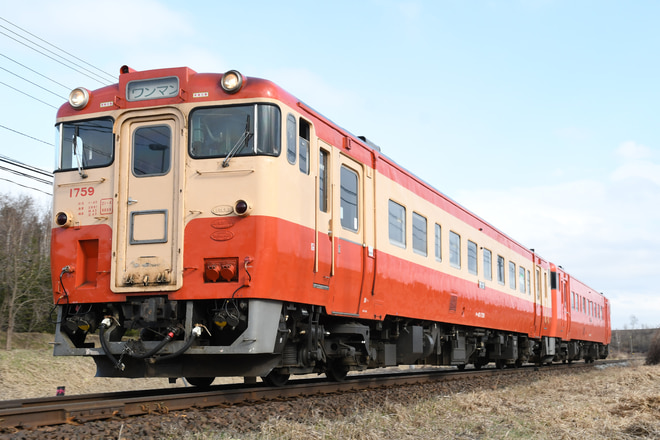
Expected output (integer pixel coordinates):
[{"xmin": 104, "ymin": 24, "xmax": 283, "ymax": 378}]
[
  {"xmin": 69, "ymin": 88, "xmax": 90, "ymax": 109},
  {"xmin": 55, "ymin": 211, "xmax": 74, "ymax": 227},
  {"xmin": 220, "ymin": 70, "xmax": 244, "ymax": 94},
  {"xmin": 234, "ymin": 199, "xmax": 252, "ymax": 216}
]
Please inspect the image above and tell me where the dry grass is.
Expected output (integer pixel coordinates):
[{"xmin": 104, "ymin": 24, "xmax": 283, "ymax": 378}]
[
  {"xmin": 249, "ymin": 363, "xmax": 660, "ymax": 440},
  {"xmin": 2, "ymin": 335, "xmax": 659, "ymax": 439},
  {"xmin": 0, "ymin": 333, "xmax": 241, "ymax": 399}
]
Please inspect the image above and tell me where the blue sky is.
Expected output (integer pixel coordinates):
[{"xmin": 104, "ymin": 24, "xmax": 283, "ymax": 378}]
[{"xmin": 1, "ymin": 0, "xmax": 659, "ymax": 330}]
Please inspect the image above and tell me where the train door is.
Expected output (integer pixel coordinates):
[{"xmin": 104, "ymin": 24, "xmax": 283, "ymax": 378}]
[
  {"xmin": 314, "ymin": 141, "xmax": 333, "ymax": 288},
  {"xmin": 112, "ymin": 111, "xmax": 184, "ymax": 292},
  {"xmin": 559, "ymin": 276, "xmax": 569, "ymax": 338},
  {"xmin": 533, "ymin": 265, "xmax": 543, "ymax": 338},
  {"xmin": 328, "ymin": 153, "xmax": 370, "ymax": 316}
]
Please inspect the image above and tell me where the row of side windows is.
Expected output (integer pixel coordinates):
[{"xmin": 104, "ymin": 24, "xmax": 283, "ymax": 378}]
[
  {"xmin": 572, "ymin": 291, "xmax": 603, "ymax": 320},
  {"xmin": 388, "ymin": 199, "xmax": 533, "ymax": 295}
]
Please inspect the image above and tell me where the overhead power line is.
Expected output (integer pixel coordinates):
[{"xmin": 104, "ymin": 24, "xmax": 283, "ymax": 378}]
[
  {"xmin": 0, "ymin": 155, "xmax": 54, "ymax": 196},
  {"xmin": 0, "ymin": 154, "xmax": 53, "ymax": 179},
  {"xmin": 0, "ymin": 79, "xmax": 59, "ymax": 108},
  {"xmin": 0, "ymin": 124, "xmax": 52, "ymax": 146},
  {"xmin": 0, "ymin": 24, "xmax": 113, "ymax": 86},
  {"xmin": 0, "ymin": 52, "xmax": 72, "ymax": 91},
  {"xmin": 0, "ymin": 16, "xmax": 115, "ymax": 84},
  {"xmin": 0, "ymin": 65, "xmax": 67, "ymax": 100},
  {"xmin": 0, "ymin": 176, "xmax": 52, "ymax": 196}
]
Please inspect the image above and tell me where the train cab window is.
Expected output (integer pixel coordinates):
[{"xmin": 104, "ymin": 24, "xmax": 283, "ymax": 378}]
[
  {"xmin": 56, "ymin": 117, "xmax": 114, "ymax": 171},
  {"xmin": 132, "ymin": 125, "xmax": 171, "ymax": 176},
  {"xmin": 412, "ymin": 213, "xmax": 428, "ymax": 256},
  {"xmin": 286, "ymin": 114, "xmax": 296, "ymax": 164},
  {"xmin": 434, "ymin": 223, "xmax": 442, "ymax": 262},
  {"xmin": 449, "ymin": 231, "xmax": 461, "ymax": 269},
  {"xmin": 483, "ymin": 248, "xmax": 492, "ymax": 281},
  {"xmin": 319, "ymin": 149, "xmax": 328, "ymax": 212},
  {"xmin": 388, "ymin": 200, "xmax": 406, "ymax": 248},
  {"xmin": 467, "ymin": 240, "xmax": 478, "ymax": 275},
  {"xmin": 189, "ymin": 104, "xmax": 281, "ymax": 159},
  {"xmin": 340, "ymin": 165, "xmax": 359, "ymax": 232},
  {"xmin": 509, "ymin": 262, "xmax": 516, "ymax": 290},
  {"xmin": 519, "ymin": 267, "xmax": 526, "ymax": 293},
  {"xmin": 299, "ymin": 119, "xmax": 310, "ymax": 174},
  {"xmin": 497, "ymin": 256, "xmax": 505, "ymax": 285}
]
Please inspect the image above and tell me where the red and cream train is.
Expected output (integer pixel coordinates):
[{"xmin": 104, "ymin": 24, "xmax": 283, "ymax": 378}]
[{"xmin": 51, "ymin": 66, "xmax": 610, "ymax": 386}]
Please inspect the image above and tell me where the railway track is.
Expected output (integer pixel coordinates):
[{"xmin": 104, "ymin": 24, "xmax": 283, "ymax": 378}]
[{"xmin": 0, "ymin": 360, "xmax": 628, "ymax": 430}]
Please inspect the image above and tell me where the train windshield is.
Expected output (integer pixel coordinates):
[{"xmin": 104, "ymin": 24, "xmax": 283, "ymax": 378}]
[
  {"xmin": 189, "ymin": 104, "xmax": 281, "ymax": 159},
  {"xmin": 56, "ymin": 118, "xmax": 114, "ymax": 172}
]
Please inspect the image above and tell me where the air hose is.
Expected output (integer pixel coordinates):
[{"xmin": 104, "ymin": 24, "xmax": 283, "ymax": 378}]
[
  {"xmin": 153, "ymin": 326, "xmax": 203, "ymax": 362},
  {"xmin": 99, "ymin": 318, "xmax": 125, "ymax": 371},
  {"xmin": 129, "ymin": 327, "xmax": 179, "ymax": 359}
]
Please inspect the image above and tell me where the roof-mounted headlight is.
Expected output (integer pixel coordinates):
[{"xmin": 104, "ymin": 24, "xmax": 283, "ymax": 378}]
[
  {"xmin": 69, "ymin": 88, "xmax": 90, "ymax": 109},
  {"xmin": 220, "ymin": 70, "xmax": 244, "ymax": 94}
]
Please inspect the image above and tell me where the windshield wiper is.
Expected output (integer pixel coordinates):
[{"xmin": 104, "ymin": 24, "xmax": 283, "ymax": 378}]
[
  {"xmin": 73, "ymin": 126, "xmax": 88, "ymax": 178},
  {"xmin": 222, "ymin": 115, "xmax": 253, "ymax": 168}
]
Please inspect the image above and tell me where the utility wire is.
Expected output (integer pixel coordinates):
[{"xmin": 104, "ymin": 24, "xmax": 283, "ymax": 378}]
[
  {"xmin": 0, "ymin": 65, "xmax": 67, "ymax": 100},
  {"xmin": 0, "ymin": 16, "xmax": 115, "ymax": 84},
  {"xmin": 0, "ymin": 155, "xmax": 53, "ymax": 179},
  {"xmin": 0, "ymin": 52, "xmax": 72, "ymax": 91},
  {"xmin": 0, "ymin": 26, "xmax": 112, "ymax": 86},
  {"xmin": 0, "ymin": 177, "xmax": 52, "ymax": 196},
  {"xmin": 0, "ymin": 124, "xmax": 52, "ymax": 146},
  {"xmin": 0, "ymin": 165, "xmax": 52, "ymax": 186},
  {"xmin": 0, "ymin": 79, "xmax": 59, "ymax": 109}
]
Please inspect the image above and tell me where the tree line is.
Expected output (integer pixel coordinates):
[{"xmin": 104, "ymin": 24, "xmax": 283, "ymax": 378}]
[{"xmin": 0, "ymin": 192, "xmax": 53, "ymax": 350}]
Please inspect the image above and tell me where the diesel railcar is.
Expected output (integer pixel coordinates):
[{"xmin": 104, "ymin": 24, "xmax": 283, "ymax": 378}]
[{"xmin": 51, "ymin": 66, "xmax": 610, "ymax": 386}]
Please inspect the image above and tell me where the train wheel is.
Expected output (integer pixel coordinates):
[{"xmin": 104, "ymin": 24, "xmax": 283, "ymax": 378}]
[
  {"xmin": 495, "ymin": 359, "xmax": 505, "ymax": 369},
  {"xmin": 456, "ymin": 364, "xmax": 466, "ymax": 371},
  {"xmin": 186, "ymin": 377, "xmax": 215, "ymax": 387},
  {"xmin": 325, "ymin": 362, "xmax": 349, "ymax": 382},
  {"xmin": 261, "ymin": 370, "xmax": 290, "ymax": 387}
]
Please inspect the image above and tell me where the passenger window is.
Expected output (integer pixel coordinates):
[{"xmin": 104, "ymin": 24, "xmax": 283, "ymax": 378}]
[
  {"xmin": 319, "ymin": 149, "xmax": 328, "ymax": 212},
  {"xmin": 467, "ymin": 240, "xmax": 478, "ymax": 275},
  {"xmin": 286, "ymin": 114, "xmax": 296, "ymax": 164},
  {"xmin": 434, "ymin": 224, "xmax": 442, "ymax": 262},
  {"xmin": 449, "ymin": 231, "xmax": 461, "ymax": 269},
  {"xmin": 509, "ymin": 262, "xmax": 516, "ymax": 290},
  {"xmin": 340, "ymin": 165, "xmax": 359, "ymax": 232},
  {"xmin": 412, "ymin": 213, "xmax": 427, "ymax": 256},
  {"xmin": 388, "ymin": 200, "xmax": 406, "ymax": 248},
  {"xmin": 527, "ymin": 270, "xmax": 531, "ymax": 295},
  {"xmin": 299, "ymin": 119, "xmax": 310, "ymax": 174},
  {"xmin": 497, "ymin": 256, "xmax": 505, "ymax": 285},
  {"xmin": 483, "ymin": 248, "xmax": 492, "ymax": 281},
  {"xmin": 519, "ymin": 267, "xmax": 526, "ymax": 293}
]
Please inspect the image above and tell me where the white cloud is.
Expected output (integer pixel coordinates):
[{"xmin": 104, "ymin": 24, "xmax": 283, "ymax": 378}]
[
  {"xmin": 12, "ymin": 0, "xmax": 195, "ymax": 45},
  {"xmin": 456, "ymin": 145, "xmax": 660, "ymax": 329},
  {"xmin": 616, "ymin": 140, "xmax": 653, "ymax": 160}
]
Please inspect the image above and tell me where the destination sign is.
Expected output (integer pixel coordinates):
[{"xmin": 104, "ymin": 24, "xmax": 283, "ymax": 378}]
[{"xmin": 126, "ymin": 76, "xmax": 179, "ymax": 102}]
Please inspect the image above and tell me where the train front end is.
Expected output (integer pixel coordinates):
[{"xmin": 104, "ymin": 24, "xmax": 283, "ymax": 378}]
[{"xmin": 51, "ymin": 67, "xmax": 300, "ymax": 382}]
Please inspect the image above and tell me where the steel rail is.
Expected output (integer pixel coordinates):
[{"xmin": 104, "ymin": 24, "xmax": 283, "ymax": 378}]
[{"xmin": 0, "ymin": 359, "xmax": 629, "ymax": 430}]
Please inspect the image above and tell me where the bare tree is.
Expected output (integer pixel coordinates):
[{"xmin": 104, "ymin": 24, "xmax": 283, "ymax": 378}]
[{"xmin": 0, "ymin": 193, "xmax": 52, "ymax": 350}]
